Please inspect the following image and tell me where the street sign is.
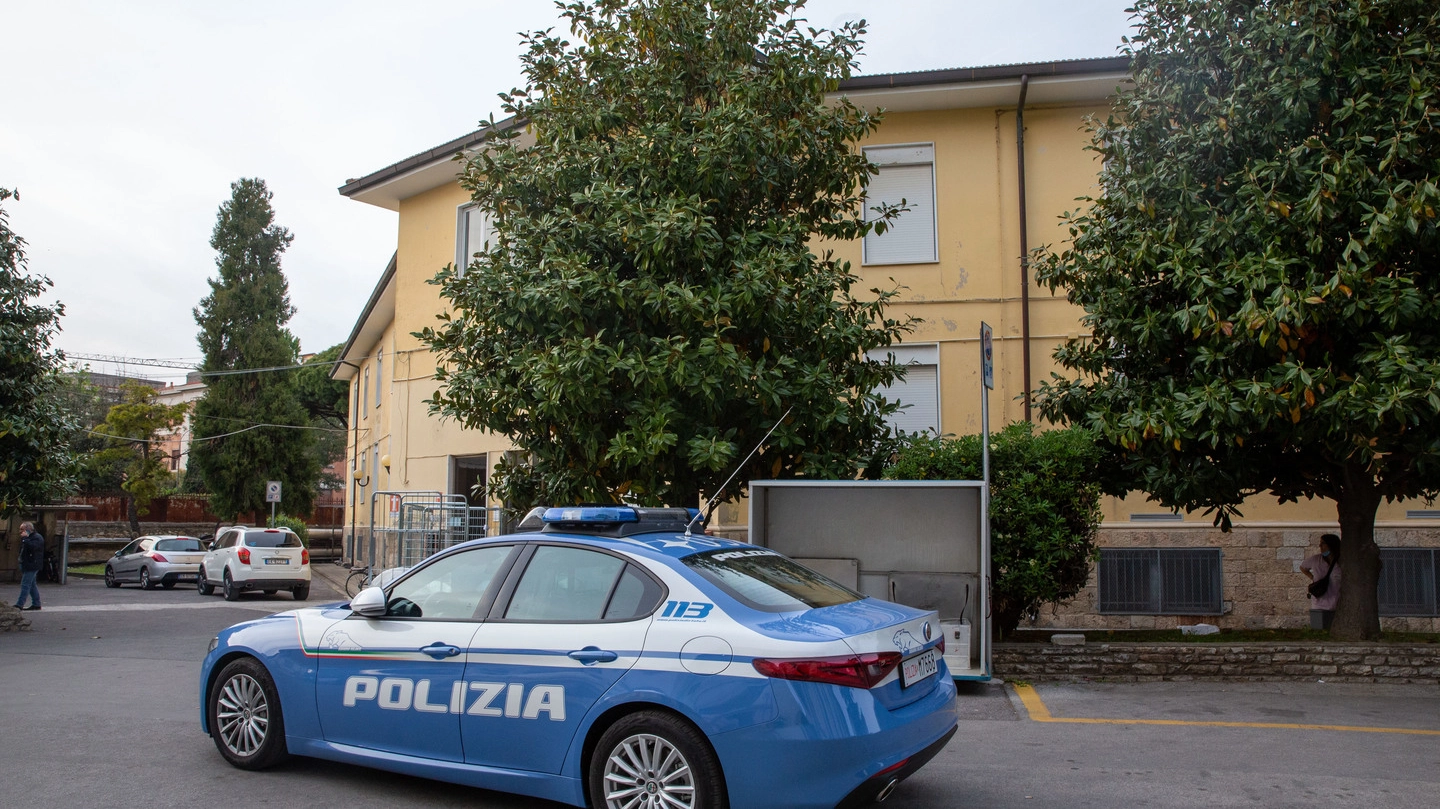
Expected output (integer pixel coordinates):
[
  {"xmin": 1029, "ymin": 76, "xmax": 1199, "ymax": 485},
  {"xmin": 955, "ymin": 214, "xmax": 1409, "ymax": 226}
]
[
  {"xmin": 265, "ymin": 481, "xmax": 282, "ymax": 503},
  {"xmin": 980, "ymin": 322, "xmax": 994, "ymax": 390}
]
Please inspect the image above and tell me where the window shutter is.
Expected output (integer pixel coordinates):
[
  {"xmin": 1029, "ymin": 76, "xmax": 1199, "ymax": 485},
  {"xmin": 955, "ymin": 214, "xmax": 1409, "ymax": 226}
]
[
  {"xmin": 879, "ymin": 364, "xmax": 939, "ymax": 435},
  {"xmin": 864, "ymin": 145, "xmax": 937, "ymax": 265}
]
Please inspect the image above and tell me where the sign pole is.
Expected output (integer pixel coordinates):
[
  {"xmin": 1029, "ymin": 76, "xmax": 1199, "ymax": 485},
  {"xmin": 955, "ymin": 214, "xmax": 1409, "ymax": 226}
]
[
  {"xmin": 265, "ymin": 480, "xmax": 283, "ymax": 528},
  {"xmin": 979, "ymin": 322, "xmax": 994, "ymax": 673}
]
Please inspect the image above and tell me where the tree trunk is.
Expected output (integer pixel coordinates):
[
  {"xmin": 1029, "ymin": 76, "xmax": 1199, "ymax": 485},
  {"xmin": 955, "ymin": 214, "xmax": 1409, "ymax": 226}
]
[
  {"xmin": 126, "ymin": 495, "xmax": 141, "ymax": 538},
  {"xmin": 1329, "ymin": 464, "xmax": 1383, "ymax": 641}
]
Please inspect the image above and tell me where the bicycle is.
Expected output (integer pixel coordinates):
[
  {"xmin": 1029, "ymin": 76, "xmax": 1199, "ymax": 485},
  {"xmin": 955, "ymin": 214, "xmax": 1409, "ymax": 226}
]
[{"xmin": 344, "ymin": 565, "xmax": 375, "ymax": 598}]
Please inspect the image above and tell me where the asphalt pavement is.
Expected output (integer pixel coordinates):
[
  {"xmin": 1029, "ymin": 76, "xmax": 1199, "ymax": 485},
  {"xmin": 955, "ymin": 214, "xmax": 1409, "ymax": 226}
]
[{"xmin": 2, "ymin": 575, "xmax": 1437, "ymax": 809}]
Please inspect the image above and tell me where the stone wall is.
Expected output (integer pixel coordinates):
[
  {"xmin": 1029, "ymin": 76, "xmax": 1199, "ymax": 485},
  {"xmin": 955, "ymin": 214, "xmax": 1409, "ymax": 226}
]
[
  {"xmin": 1031, "ymin": 523, "xmax": 1440, "ymax": 633},
  {"xmin": 994, "ymin": 642, "xmax": 1440, "ymax": 683},
  {"xmin": 62, "ymin": 521, "xmax": 222, "ymax": 540}
]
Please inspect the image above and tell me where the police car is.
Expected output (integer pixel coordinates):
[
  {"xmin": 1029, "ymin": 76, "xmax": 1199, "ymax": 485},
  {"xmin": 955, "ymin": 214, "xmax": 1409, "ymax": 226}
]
[{"xmin": 199, "ymin": 506, "xmax": 958, "ymax": 809}]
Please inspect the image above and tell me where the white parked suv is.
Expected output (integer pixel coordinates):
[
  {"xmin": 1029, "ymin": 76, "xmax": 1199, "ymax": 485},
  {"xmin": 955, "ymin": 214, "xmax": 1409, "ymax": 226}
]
[{"xmin": 198, "ymin": 526, "xmax": 311, "ymax": 601}]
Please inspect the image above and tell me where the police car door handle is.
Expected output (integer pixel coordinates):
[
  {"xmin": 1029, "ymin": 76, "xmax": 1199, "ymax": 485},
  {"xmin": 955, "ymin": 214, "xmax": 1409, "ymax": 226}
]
[
  {"xmin": 568, "ymin": 647, "xmax": 618, "ymax": 665},
  {"xmin": 420, "ymin": 643, "xmax": 462, "ymax": 659}
]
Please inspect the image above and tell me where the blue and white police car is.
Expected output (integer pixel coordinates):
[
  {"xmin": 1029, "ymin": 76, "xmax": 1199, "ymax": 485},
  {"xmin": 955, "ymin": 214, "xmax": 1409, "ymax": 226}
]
[{"xmin": 200, "ymin": 506, "xmax": 958, "ymax": 809}]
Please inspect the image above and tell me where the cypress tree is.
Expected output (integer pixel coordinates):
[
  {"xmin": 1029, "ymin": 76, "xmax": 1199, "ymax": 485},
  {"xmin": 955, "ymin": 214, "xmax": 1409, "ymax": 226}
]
[{"xmin": 190, "ymin": 178, "xmax": 317, "ymax": 520}]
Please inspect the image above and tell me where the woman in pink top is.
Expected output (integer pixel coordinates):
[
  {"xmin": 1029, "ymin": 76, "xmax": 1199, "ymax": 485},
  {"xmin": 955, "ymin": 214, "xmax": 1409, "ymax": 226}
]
[{"xmin": 1300, "ymin": 533, "xmax": 1341, "ymax": 630}]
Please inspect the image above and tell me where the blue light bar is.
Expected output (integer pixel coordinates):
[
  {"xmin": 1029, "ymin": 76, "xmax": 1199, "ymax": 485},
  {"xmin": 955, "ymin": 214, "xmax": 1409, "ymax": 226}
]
[{"xmin": 542, "ymin": 506, "xmax": 640, "ymax": 524}]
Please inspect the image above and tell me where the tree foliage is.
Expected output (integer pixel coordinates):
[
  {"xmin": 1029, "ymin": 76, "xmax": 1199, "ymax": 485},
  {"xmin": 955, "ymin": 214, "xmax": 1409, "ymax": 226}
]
[
  {"xmin": 1034, "ymin": 0, "xmax": 1440, "ymax": 639},
  {"xmin": 421, "ymin": 0, "xmax": 912, "ymax": 511},
  {"xmin": 92, "ymin": 381, "xmax": 189, "ymax": 534},
  {"xmin": 56, "ymin": 369, "xmax": 128, "ymax": 494},
  {"xmin": 295, "ymin": 343, "xmax": 350, "ymax": 427},
  {"xmin": 0, "ymin": 187, "xmax": 76, "ymax": 514},
  {"xmin": 294, "ymin": 343, "xmax": 350, "ymax": 489},
  {"xmin": 189, "ymin": 179, "xmax": 317, "ymax": 520},
  {"xmin": 884, "ymin": 424, "xmax": 1104, "ymax": 636}
]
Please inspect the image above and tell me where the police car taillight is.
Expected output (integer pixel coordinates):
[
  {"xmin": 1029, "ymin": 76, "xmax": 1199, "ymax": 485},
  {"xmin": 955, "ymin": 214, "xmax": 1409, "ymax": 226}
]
[{"xmin": 752, "ymin": 651, "xmax": 903, "ymax": 689}]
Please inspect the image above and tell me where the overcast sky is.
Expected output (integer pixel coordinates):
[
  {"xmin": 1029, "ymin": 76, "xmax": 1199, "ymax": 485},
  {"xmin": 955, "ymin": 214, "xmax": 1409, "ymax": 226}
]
[{"xmin": 3, "ymin": 0, "xmax": 1134, "ymax": 383}]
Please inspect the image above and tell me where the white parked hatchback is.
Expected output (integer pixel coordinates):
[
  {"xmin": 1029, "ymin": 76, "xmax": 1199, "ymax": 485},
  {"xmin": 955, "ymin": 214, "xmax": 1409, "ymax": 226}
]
[{"xmin": 198, "ymin": 526, "xmax": 311, "ymax": 601}]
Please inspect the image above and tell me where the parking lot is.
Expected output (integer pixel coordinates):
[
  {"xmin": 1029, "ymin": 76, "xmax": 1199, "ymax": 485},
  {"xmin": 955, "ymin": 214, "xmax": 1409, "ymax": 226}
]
[{"xmin": 2, "ymin": 576, "xmax": 1437, "ymax": 809}]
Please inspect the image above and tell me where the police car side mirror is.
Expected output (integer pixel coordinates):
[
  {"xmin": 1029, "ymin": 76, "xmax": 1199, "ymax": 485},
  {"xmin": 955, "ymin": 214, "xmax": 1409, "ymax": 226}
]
[{"xmin": 350, "ymin": 586, "xmax": 388, "ymax": 618}]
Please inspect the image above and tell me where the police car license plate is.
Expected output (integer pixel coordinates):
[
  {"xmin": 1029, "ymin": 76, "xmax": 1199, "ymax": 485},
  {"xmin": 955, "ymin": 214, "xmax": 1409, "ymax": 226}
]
[
  {"xmin": 900, "ymin": 648, "xmax": 938, "ymax": 688},
  {"xmin": 264, "ymin": 558, "xmax": 289, "ymax": 565}
]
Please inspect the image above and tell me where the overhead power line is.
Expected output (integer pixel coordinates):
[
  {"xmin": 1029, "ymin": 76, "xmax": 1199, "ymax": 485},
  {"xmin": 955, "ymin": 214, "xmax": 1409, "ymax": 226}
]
[
  {"xmin": 66, "ymin": 353, "xmax": 346, "ymax": 377},
  {"xmin": 67, "ymin": 353, "xmax": 200, "ymax": 370}
]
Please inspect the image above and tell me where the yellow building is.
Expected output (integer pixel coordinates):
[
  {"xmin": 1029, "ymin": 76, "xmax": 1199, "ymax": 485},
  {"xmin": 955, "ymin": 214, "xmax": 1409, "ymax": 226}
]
[{"xmin": 333, "ymin": 57, "xmax": 1440, "ymax": 631}]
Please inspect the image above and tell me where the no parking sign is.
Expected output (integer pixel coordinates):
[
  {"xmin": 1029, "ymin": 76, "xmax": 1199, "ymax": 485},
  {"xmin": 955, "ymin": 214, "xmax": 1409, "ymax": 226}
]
[{"xmin": 265, "ymin": 480, "xmax": 282, "ymax": 503}]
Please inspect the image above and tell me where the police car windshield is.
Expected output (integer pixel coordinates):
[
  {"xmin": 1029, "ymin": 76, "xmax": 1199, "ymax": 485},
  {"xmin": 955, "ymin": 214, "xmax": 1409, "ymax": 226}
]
[
  {"xmin": 682, "ymin": 548, "xmax": 862, "ymax": 613},
  {"xmin": 244, "ymin": 530, "xmax": 302, "ymax": 548}
]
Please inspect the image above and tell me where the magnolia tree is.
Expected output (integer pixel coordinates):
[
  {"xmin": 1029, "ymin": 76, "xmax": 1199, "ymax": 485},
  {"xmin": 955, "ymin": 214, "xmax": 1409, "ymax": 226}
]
[
  {"xmin": 422, "ymin": 0, "xmax": 912, "ymax": 511},
  {"xmin": 1035, "ymin": 0, "xmax": 1440, "ymax": 640},
  {"xmin": 0, "ymin": 188, "xmax": 75, "ymax": 514}
]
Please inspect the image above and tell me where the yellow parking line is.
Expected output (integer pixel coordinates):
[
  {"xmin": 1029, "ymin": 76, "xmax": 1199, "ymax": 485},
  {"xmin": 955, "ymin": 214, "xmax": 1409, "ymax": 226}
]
[{"xmin": 1012, "ymin": 683, "xmax": 1440, "ymax": 736}]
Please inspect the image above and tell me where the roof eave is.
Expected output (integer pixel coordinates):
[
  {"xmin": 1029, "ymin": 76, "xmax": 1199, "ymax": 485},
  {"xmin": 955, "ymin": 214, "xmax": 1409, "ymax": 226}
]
[
  {"xmin": 338, "ymin": 115, "xmax": 524, "ymax": 211},
  {"xmin": 337, "ymin": 57, "xmax": 1131, "ymax": 209}
]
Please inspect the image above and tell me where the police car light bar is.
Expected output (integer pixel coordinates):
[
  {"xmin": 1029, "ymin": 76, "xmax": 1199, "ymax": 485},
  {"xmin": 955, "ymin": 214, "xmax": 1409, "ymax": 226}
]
[{"xmin": 541, "ymin": 506, "xmax": 640, "ymax": 524}]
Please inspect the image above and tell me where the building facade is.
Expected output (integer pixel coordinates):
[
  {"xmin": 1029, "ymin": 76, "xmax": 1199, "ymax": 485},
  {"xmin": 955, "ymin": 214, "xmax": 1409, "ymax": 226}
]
[{"xmin": 333, "ymin": 57, "xmax": 1440, "ymax": 631}]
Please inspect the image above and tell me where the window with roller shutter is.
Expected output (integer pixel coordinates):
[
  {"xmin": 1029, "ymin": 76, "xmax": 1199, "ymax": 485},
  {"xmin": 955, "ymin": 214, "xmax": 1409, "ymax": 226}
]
[{"xmin": 862, "ymin": 144, "xmax": 938, "ymax": 266}]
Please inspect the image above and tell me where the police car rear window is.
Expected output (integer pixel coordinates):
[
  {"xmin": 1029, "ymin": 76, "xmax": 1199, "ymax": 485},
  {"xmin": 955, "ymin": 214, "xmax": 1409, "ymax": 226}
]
[
  {"xmin": 243, "ymin": 530, "xmax": 302, "ymax": 548},
  {"xmin": 682, "ymin": 548, "xmax": 862, "ymax": 613}
]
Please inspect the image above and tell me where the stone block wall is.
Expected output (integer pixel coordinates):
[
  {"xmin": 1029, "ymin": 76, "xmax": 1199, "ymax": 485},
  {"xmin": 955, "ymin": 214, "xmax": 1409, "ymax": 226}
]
[
  {"xmin": 994, "ymin": 642, "xmax": 1440, "ymax": 683},
  {"xmin": 63, "ymin": 521, "xmax": 222, "ymax": 540},
  {"xmin": 1031, "ymin": 523, "xmax": 1440, "ymax": 633}
]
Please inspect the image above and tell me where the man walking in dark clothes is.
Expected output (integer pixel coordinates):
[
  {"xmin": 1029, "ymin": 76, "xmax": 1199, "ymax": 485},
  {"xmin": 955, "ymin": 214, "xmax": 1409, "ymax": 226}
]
[{"xmin": 14, "ymin": 521, "xmax": 44, "ymax": 610}]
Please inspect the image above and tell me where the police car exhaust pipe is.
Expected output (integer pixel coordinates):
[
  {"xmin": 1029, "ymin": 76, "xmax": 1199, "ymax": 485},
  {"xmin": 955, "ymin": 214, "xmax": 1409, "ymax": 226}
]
[{"xmin": 876, "ymin": 778, "xmax": 901, "ymax": 802}]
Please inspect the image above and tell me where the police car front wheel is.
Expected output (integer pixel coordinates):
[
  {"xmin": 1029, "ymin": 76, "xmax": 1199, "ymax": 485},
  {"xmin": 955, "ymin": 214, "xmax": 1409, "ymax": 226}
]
[
  {"xmin": 590, "ymin": 711, "xmax": 727, "ymax": 809},
  {"xmin": 208, "ymin": 657, "xmax": 289, "ymax": 770}
]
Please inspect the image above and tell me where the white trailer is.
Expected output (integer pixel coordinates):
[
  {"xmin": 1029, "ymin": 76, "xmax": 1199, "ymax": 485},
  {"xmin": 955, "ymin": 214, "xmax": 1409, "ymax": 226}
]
[{"xmin": 747, "ymin": 480, "xmax": 991, "ymax": 681}]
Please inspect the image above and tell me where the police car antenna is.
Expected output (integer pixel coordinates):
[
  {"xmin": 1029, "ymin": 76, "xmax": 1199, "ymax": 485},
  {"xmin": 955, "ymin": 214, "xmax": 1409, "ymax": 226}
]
[{"xmin": 685, "ymin": 405, "xmax": 793, "ymax": 538}]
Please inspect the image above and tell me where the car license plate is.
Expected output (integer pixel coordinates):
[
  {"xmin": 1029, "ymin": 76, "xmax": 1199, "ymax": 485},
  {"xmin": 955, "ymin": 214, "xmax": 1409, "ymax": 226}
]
[
  {"xmin": 264, "ymin": 558, "xmax": 289, "ymax": 565},
  {"xmin": 176, "ymin": 574, "xmax": 195, "ymax": 581},
  {"xmin": 900, "ymin": 648, "xmax": 939, "ymax": 688}
]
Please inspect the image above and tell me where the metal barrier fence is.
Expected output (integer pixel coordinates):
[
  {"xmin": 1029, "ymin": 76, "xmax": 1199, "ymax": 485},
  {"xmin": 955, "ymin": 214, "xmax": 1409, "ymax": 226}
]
[{"xmin": 362, "ymin": 491, "xmax": 505, "ymax": 571}]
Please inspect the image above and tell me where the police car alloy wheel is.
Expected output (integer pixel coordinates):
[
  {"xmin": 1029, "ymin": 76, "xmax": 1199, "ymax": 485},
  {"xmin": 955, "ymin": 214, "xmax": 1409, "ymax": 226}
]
[
  {"xmin": 591, "ymin": 711, "xmax": 726, "ymax": 809},
  {"xmin": 209, "ymin": 657, "xmax": 288, "ymax": 769}
]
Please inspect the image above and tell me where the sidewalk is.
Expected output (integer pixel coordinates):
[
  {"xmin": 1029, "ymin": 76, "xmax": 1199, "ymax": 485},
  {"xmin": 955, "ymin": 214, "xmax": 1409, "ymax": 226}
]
[{"xmin": 310, "ymin": 559, "xmax": 352, "ymax": 595}]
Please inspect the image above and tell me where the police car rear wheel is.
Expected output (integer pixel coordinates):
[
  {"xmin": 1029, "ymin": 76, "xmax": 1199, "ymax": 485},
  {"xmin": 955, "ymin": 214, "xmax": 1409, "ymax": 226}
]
[
  {"xmin": 208, "ymin": 657, "xmax": 288, "ymax": 770},
  {"xmin": 591, "ymin": 711, "xmax": 726, "ymax": 809}
]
